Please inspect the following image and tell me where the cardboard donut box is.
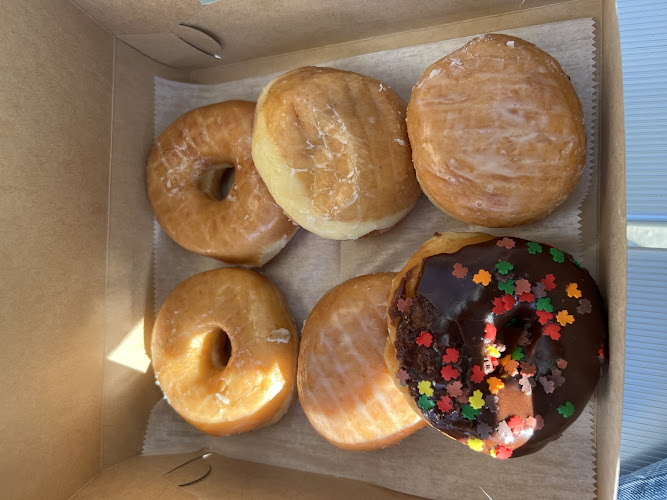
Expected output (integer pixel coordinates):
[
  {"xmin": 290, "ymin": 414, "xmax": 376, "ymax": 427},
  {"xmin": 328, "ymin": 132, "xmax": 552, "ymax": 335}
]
[{"xmin": 1, "ymin": 0, "xmax": 626, "ymax": 498}]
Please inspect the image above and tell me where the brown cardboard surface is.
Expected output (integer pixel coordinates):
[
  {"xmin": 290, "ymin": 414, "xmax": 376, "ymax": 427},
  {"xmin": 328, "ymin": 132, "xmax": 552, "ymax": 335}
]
[
  {"xmin": 191, "ymin": 0, "xmax": 600, "ymax": 83},
  {"xmin": 71, "ymin": 0, "xmax": 571, "ymax": 70},
  {"xmin": 596, "ymin": 0, "xmax": 627, "ymax": 498},
  {"xmin": 72, "ymin": 0, "xmax": 200, "ymax": 36},
  {"xmin": 119, "ymin": 33, "xmax": 222, "ymax": 70},
  {"xmin": 102, "ymin": 39, "xmax": 188, "ymax": 468},
  {"xmin": 72, "ymin": 451, "xmax": 202, "ymax": 499},
  {"xmin": 0, "ymin": 1, "xmax": 113, "ymax": 499},
  {"xmin": 183, "ymin": 0, "xmax": 562, "ymax": 65},
  {"xmin": 76, "ymin": 451, "xmax": 422, "ymax": 499},
  {"xmin": 186, "ymin": 453, "xmax": 422, "ymax": 499}
]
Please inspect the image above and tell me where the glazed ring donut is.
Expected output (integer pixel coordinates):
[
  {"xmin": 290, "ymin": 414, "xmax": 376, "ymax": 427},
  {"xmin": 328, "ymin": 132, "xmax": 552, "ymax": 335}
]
[
  {"xmin": 147, "ymin": 101, "xmax": 298, "ymax": 267},
  {"xmin": 151, "ymin": 268, "xmax": 298, "ymax": 436},
  {"xmin": 252, "ymin": 66, "xmax": 421, "ymax": 240},
  {"xmin": 386, "ymin": 232, "xmax": 604, "ymax": 459},
  {"xmin": 298, "ymin": 273, "xmax": 425, "ymax": 450},
  {"xmin": 407, "ymin": 34, "xmax": 586, "ymax": 227}
]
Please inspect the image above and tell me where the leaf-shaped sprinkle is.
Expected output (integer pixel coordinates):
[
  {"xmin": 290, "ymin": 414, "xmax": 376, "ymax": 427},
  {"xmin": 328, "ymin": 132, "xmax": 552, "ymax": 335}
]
[
  {"xmin": 469, "ymin": 390, "xmax": 485, "ymax": 410},
  {"xmin": 473, "ymin": 269, "xmax": 492, "ymax": 286},
  {"xmin": 566, "ymin": 283, "xmax": 582, "ymax": 299},
  {"xmin": 461, "ymin": 404, "xmax": 480, "ymax": 420},
  {"xmin": 577, "ymin": 299, "xmax": 592, "ymax": 314},
  {"xmin": 496, "ymin": 421, "xmax": 513, "ymax": 442},
  {"xmin": 452, "ymin": 262, "xmax": 469, "ymax": 279},
  {"xmin": 418, "ymin": 380, "xmax": 434, "ymax": 396},
  {"xmin": 440, "ymin": 364, "xmax": 460, "ymax": 381},
  {"xmin": 556, "ymin": 310, "xmax": 575, "ymax": 326},
  {"xmin": 418, "ymin": 394, "xmax": 436, "ymax": 411},
  {"xmin": 495, "ymin": 261, "xmax": 514, "ymax": 275},
  {"xmin": 477, "ymin": 422, "xmax": 493, "ymax": 439},
  {"xmin": 447, "ymin": 380, "xmax": 463, "ymax": 397},
  {"xmin": 527, "ymin": 242, "xmax": 543, "ymax": 254},
  {"xmin": 442, "ymin": 348, "xmax": 460, "ymax": 364},
  {"xmin": 514, "ymin": 279, "xmax": 531, "ymax": 295},
  {"xmin": 487, "ymin": 377, "xmax": 505, "ymax": 394},
  {"xmin": 397, "ymin": 297, "xmax": 413, "ymax": 313},
  {"xmin": 497, "ymin": 237, "xmax": 516, "ymax": 249},
  {"xmin": 550, "ymin": 248, "xmax": 565, "ymax": 263},
  {"xmin": 536, "ymin": 297, "xmax": 553, "ymax": 312},
  {"xmin": 539, "ymin": 376, "xmax": 555, "ymax": 394},
  {"xmin": 498, "ymin": 279, "xmax": 515, "ymax": 295},
  {"xmin": 437, "ymin": 395, "xmax": 453, "ymax": 413},
  {"xmin": 557, "ymin": 401, "xmax": 575, "ymax": 418}
]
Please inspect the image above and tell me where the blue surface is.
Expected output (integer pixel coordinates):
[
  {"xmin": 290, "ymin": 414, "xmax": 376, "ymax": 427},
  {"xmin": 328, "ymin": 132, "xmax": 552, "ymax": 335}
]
[
  {"xmin": 617, "ymin": 0, "xmax": 667, "ymax": 480},
  {"xmin": 619, "ymin": 1, "xmax": 667, "ymax": 219}
]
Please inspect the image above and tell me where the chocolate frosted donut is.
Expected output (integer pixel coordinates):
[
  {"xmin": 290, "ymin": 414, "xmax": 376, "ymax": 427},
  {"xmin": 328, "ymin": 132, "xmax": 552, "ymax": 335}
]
[{"xmin": 385, "ymin": 232, "xmax": 605, "ymax": 459}]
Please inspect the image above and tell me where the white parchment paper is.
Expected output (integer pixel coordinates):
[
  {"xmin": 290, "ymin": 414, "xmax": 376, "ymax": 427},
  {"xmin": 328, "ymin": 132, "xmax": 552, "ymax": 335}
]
[{"xmin": 145, "ymin": 19, "xmax": 599, "ymax": 499}]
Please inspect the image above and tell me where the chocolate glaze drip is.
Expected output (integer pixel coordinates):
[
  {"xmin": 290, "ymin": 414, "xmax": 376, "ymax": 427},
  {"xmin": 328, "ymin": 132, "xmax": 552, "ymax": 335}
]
[{"xmin": 392, "ymin": 237, "xmax": 605, "ymax": 457}]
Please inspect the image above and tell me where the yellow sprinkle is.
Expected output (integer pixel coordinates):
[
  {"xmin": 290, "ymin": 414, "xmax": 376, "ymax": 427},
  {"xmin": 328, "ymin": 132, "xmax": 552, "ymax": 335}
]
[
  {"xmin": 473, "ymin": 269, "xmax": 492, "ymax": 286},
  {"xmin": 487, "ymin": 377, "xmax": 505, "ymax": 394},
  {"xmin": 468, "ymin": 438, "xmax": 484, "ymax": 452},
  {"xmin": 566, "ymin": 283, "xmax": 582, "ymax": 298},
  {"xmin": 469, "ymin": 390, "xmax": 485, "ymax": 409},
  {"xmin": 490, "ymin": 448, "xmax": 497, "ymax": 458},
  {"xmin": 556, "ymin": 309, "xmax": 575, "ymax": 326},
  {"xmin": 418, "ymin": 380, "xmax": 434, "ymax": 397},
  {"xmin": 487, "ymin": 346, "xmax": 501, "ymax": 358}
]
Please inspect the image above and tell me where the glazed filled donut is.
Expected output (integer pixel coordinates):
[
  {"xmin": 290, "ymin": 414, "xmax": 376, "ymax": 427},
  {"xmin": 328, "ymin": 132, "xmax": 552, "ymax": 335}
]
[
  {"xmin": 252, "ymin": 66, "xmax": 421, "ymax": 240},
  {"xmin": 152, "ymin": 268, "xmax": 298, "ymax": 435},
  {"xmin": 407, "ymin": 34, "xmax": 586, "ymax": 227},
  {"xmin": 298, "ymin": 273, "xmax": 426, "ymax": 450},
  {"xmin": 386, "ymin": 232, "xmax": 604, "ymax": 459},
  {"xmin": 147, "ymin": 101, "xmax": 298, "ymax": 267}
]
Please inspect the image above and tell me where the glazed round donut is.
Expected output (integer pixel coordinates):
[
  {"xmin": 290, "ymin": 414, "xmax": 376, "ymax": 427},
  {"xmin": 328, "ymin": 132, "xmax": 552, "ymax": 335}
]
[
  {"xmin": 151, "ymin": 268, "xmax": 298, "ymax": 436},
  {"xmin": 298, "ymin": 273, "xmax": 425, "ymax": 450},
  {"xmin": 385, "ymin": 232, "xmax": 604, "ymax": 459},
  {"xmin": 252, "ymin": 66, "xmax": 421, "ymax": 240},
  {"xmin": 407, "ymin": 34, "xmax": 586, "ymax": 227},
  {"xmin": 147, "ymin": 101, "xmax": 298, "ymax": 267}
]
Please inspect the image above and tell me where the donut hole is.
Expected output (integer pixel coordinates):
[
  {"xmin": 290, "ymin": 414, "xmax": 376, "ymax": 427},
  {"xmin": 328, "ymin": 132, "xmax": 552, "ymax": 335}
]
[
  {"xmin": 199, "ymin": 163, "xmax": 236, "ymax": 201},
  {"xmin": 202, "ymin": 328, "xmax": 233, "ymax": 369}
]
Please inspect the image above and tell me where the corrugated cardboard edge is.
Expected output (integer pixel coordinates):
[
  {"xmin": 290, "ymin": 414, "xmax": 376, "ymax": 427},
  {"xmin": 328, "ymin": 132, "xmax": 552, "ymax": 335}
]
[{"xmin": 595, "ymin": 0, "xmax": 627, "ymax": 498}]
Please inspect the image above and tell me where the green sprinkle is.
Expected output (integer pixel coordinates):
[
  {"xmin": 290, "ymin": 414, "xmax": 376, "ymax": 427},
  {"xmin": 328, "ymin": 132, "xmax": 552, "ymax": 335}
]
[
  {"xmin": 495, "ymin": 261, "xmax": 514, "ymax": 275},
  {"xmin": 557, "ymin": 401, "xmax": 575, "ymax": 418},
  {"xmin": 527, "ymin": 242, "xmax": 543, "ymax": 254},
  {"xmin": 418, "ymin": 394, "xmax": 436, "ymax": 411},
  {"xmin": 572, "ymin": 257, "xmax": 584, "ymax": 269},
  {"xmin": 536, "ymin": 297, "xmax": 553, "ymax": 312},
  {"xmin": 461, "ymin": 404, "xmax": 480, "ymax": 420},
  {"xmin": 498, "ymin": 279, "xmax": 515, "ymax": 295},
  {"xmin": 511, "ymin": 346, "xmax": 525, "ymax": 362},
  {"xmin": 550, "ymin": 248, "xmax": 565, "ymax": 263}
]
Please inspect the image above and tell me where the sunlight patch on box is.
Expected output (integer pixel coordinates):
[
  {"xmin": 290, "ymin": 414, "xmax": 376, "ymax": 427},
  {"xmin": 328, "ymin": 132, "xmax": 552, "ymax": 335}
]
[{"xmin": 108, "ymin": 320, "xmax": 151, "ymax": 373}]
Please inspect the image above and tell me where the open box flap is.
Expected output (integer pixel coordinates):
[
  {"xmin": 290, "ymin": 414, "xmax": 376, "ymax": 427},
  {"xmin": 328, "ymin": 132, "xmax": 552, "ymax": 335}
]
[
  {"xmin": 74, "ymin": 451, "xmax": 423, "ymax": 499},
  {"xmin": 74, "ymin": 0, "xmax": 574, "ymax": 70},
  {"xmin": 0, "ymin": 1, "xmax": 113, "ymax": 498}
]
